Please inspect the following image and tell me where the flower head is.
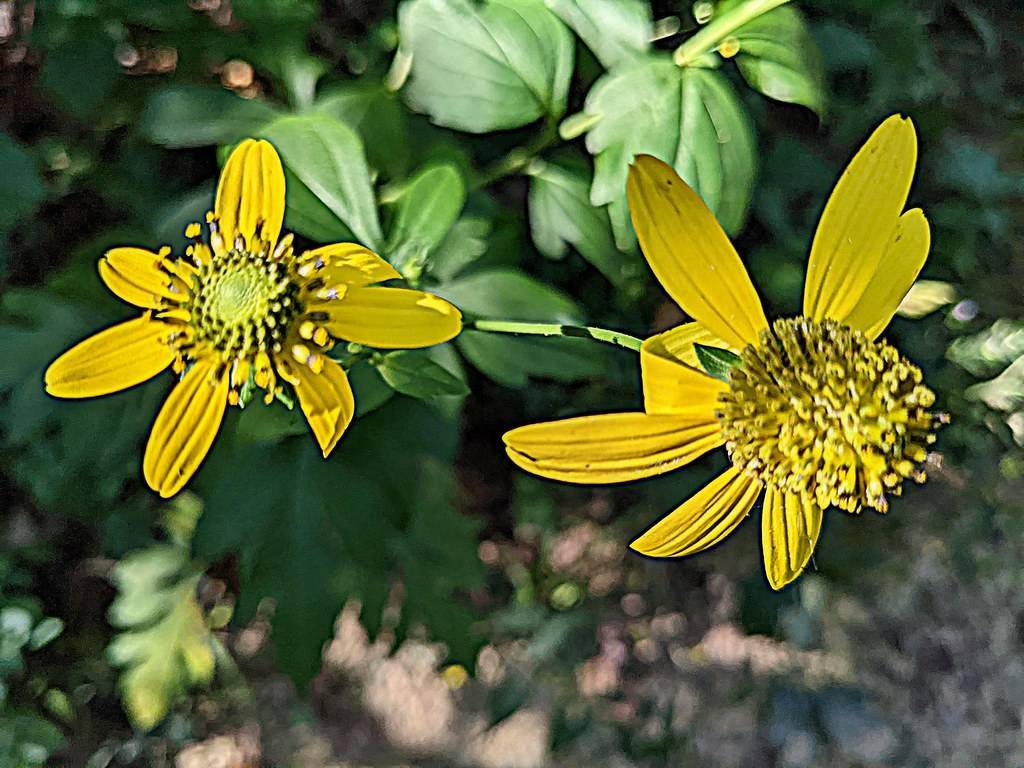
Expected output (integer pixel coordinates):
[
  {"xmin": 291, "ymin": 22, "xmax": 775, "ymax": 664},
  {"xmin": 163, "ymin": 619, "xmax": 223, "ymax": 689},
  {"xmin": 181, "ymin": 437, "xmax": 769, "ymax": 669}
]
[
  {"xmin": 45, "ymin": 139, "xmax": 461, "ymax": 498},
  {"xmin": 503, "ymin": 115, "xmax": 943, "ymax": 589}
]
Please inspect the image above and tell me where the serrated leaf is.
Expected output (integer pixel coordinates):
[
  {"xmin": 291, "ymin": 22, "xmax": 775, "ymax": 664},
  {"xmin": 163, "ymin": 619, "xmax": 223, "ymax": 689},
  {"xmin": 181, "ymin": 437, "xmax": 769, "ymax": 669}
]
[
  {"xmin": 528, "ymin": 158, "xmax": 641, "ymax": 287},
  {"xmin": 377, "ymin": 350, "xmax": 470, "ymax": 398},
  {"xmin": 582, "ymin": 56, "xmax": 757, "ymax": 234},
  {"xmin": 107, "ymin": 545, "xmax": 215, "ymax": 730},
  {"xmin": 399, "ymin": 0, "xmax": 574, "ymax": 132},
  {"xmin": 695, "ymin": 343, "xmax": 742, "ymax": 382},
  {"xmin": 385, "ymin": 163, "xmax": 466, "ymax": 274},
  {"xmin": 261, "ymin": 113, "xmax": 382, "ymax": 248},
  {"xmin": 544, "ymin": 0, "xmax": 651, "ymax": 68},
  {"xmin": 140, "ymin": 86, "xmax": 281, "ymax": 148},
  {"xmin": 731, "ymin": 5, "xmax": 826, "ymax": 116}
]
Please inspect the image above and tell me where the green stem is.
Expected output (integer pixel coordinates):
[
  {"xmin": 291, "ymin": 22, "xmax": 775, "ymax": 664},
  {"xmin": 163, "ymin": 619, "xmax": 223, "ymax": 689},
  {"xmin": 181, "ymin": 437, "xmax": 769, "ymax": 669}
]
[
  {"xmin": 673, "ymin": 0, "xmax": 791, "ymax": 66},
  {"xmin": 467, "ymin": 319, "xmax": 643, "ymax": 352},
  {"xmin": 471, "ymin": 119, "xmax": 561, "ymax": 190}
]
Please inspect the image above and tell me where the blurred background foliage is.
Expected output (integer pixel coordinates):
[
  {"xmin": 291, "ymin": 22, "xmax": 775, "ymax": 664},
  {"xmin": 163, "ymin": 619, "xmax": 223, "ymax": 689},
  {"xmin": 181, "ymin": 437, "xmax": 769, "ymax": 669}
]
[{"xmin": 0, "ymin": 0, "xmax": 1022, "ymax": 765}]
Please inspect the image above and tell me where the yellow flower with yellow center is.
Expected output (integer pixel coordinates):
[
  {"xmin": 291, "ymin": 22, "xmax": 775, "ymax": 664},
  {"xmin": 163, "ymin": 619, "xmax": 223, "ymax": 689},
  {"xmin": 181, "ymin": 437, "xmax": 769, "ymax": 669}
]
[
  {"xmin": 45, "ymin": 139, "xmax": 461, "ymax": 498},
  {"xmin": 503, "ymin": 115, "xmax": 944, "ymax": 590}
]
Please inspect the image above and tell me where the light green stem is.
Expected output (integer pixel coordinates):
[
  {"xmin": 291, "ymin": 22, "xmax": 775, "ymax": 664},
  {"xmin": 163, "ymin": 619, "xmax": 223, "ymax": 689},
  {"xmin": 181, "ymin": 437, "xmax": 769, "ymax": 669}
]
[
  {"xmin": 468, "ymin": 319, "xmax": 643, "ymax": 352},
  {"xmin": 674, "ymin": 0, "xmax": 791, "ymax": 66}
]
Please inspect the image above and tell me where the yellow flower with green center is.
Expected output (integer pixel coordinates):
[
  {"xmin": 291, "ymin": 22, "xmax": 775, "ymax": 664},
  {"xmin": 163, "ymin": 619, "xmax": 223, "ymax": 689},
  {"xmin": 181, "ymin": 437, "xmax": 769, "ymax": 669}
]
[
  {"xmin": 503, "ymin": 115, "xmax": 944, "ymax": 590},
  {"xmin": 45, "ymin": 139, "xmax": 462, "ymax": 498}
]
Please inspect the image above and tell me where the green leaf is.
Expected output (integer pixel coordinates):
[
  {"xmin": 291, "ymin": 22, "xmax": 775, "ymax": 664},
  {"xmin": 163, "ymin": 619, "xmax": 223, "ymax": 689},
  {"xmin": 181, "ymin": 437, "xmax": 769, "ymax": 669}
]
[
  {"xmin": 195, "ymin": 399, "xmax": 476, "ymax": 685},
  {"xmin": 0, "ymin": 132, "xmax": 45, "ymax": 233},
  {"xmin": 428, "ymin": 215, "xmax": 492, "ymax": 282},
  {"xmin": 40, "ymin": 33, "xmax": 119, "ymax": 118},
  {"xmin": 385, "ymin": 163, "xmax": 466, "ymax": 274},
  {"xmin": 528, "ymin": 158, "xmax": 642, "ymax": 287},
  {"xmin": 107, "ymin": 542, "xmax": 215, "ymax": 730},
  {"xmin": 731, "ymin": 5, "xmax": 826, "ymax": 116},
  {"xmin": 376, "ymin": 350, "xmax": 470, "ymax": 398},
  {"xmin": 261, "ymin": 113, "xmax": 383, "ymax": 248},
  {"xmin": 544, "ymin": 0, "xmax": 651, "ymax": 68},
  {"xmin": 398, "ymin": 0, "xmax": 574, "ymax": 132},
  {"xmin": 582, "ymin": 56, "xmax": 757, "ymax": 234},
  {"xmin": 140, "ymin": 86, "xmax": 280, "ymax": 148},
  {"xmin": 457, "ymin": 332, "xmax": 608, "ymax": 388},
  {"xmin": 694, "ymin": 343, "xmax": 742, "ymax": 381},
  {"xmin": 437, "ymin": 267, "xmax": 583, "ymax": 322},
  {"xmin": 314, "ymin": 83, "xmax": 412, "ymax": 178}
]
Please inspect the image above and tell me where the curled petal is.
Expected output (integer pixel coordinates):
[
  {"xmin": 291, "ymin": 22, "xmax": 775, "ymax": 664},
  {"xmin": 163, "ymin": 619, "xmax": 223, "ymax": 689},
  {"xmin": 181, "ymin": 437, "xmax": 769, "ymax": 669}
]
[
  {"xmin": 641, "ymin": 323, "xmax": 731, "ymax": 415},
  {"xmin": 298, "ymin": 243, "xmax": 400, "ymax": 287},
  {"xmin": 99, "ymin": 248, "xmax": 186, "ymax": 309}
]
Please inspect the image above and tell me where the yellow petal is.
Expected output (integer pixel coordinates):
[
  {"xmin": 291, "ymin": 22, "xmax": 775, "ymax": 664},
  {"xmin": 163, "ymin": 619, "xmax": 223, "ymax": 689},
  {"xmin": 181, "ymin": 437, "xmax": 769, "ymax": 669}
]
[
  {"xmin": 641, "ymin": 323, "xmax": 732, "ymax": 415},
  {"xmin": 98, "ymin": 248, "xmax": 187, "ymax": 309},
  {"xmin": 627, "ymin": 155, "xmax": 767, "ymax": 349},
  {"xmin": 803, "ymin": 115, "xmax": 918, "ymax": 323},
  {"xmin": 45, "ymin": 316, "xmax": 175, "ymax": 398},
  {"xmin": 143, "ymin": 358, "xmax": 229, "ymax": 498},
  {"xmin": 630, "ymin": 467, "xmax": 762, "ymax": 557},
  {"xmin": 319, "ymin": 286, "xmax": 462, "ymax": 349},
  {"xmin": 761, "ymin": 486, "xmax": 823, "ymax": 590},
  {"xmin": 281, "ymin": 354, "xmax": 355, "ymax": 457},
  {"xmin": 503, "ymin": 412, "xmax": 723, "ymax": 484},
  {"xmin": 299, "ymin": 243, "xmax": 400, "ymax": 287},
  {"xmin": 215, "ymin": 139, "xmax": 286, "ymax": 250},
  {"xmin": 840, "ymin": 209, "xmax": 931, "ymax": 339}
]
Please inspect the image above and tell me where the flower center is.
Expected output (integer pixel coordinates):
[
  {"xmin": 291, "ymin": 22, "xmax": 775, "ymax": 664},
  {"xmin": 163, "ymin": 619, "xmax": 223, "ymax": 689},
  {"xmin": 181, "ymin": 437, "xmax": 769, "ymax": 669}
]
[
  {"xmin": 717, "ymin": 317, "xmax": 941, "ymax": 513},
  {"xmin": 187, "ymin": 248, "xmax": 300, "ymax": 360}
]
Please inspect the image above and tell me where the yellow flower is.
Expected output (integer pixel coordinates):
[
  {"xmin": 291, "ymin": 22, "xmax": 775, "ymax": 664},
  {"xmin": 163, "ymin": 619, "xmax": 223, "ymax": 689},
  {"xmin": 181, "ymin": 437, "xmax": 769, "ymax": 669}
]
[
  {"xmin": 45, "ymin": 139, "xmax": 461, "ymax": 498},
  {"xmin": 503, "ymin": 115, "xmax": 943, "ymax": 590}
]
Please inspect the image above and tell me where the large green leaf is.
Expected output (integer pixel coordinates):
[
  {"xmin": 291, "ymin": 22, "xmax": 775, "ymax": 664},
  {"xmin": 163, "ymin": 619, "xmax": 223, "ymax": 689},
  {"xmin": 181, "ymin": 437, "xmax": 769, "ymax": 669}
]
[
  {"xmin": 260, "ymin": 114, "xmax": 383, "ymax": 248},
  {"xmin": 194, "ymin": 398, "xmax": 480, "ymax": 683},
  {"xmin": 544, "ymin": 0, "xmax": 651, "ymax": 68},
  {"xmin": 582, "ymin": 56, "xmax": 757, "ymax": 233},
  {"xmin": 384, "ymin": 163, "xmax": 466, "ymax": 274},
  {"xmin": 140, "ymin": 86, "xmax": 281, "ymax": 148},
  {"xmin": 436, "ymin": 269, "xmax": 610, "ymax": 386},
  {"xmin": 398, "ymin": 0, "xmax": 574, "ymax": 132},
  {"xmin": 438, "ymin": 267, "xmax": 583, "ymax": 322},
  {"xmin": 528, "ymin": 158, "xmax": 642, "ymax": 287},
  {"xmin": 731, "ymin": 5, "xmax": 826, "ymax": 116}
]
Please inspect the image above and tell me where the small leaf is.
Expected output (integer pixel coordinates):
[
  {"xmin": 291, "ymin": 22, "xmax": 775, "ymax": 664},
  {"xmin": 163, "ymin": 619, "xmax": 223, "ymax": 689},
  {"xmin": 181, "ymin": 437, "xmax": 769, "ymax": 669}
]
[
  {"xmin": 731, "ymin": 5, "xmax": 826, "ymax": 116},
  {"xmin": 528, "ymin": 157, "xmax": 642, "ymax": 287},
  {"xmin": 385, "ymin": 163, "xmax": 466, "ymax": 274},
  {"xmin": 377, "ymin": 350, "xmax": 470, "ymax": 398},
  {"xmin": 399, "ymin": 0, "xmax": 574, "ymax": 133},
  {"xmin": 544, "ymin": 0, "xmax": 651, "ymax": 68},
  {"xmin": 140, "ymin": 86, "xmax": 280, "ymax": 148},
  {"xmin": 28, "ymin": 618, "xmax": 64, "ymax": 651},
  {"xmin": 428, "ymin": 215, "xmax": 493, "ymax": 282},
  {"xmin": 695, "ymin": 343, "xmax": 742, "ymax": 381},
  {"xmin": 261, "ymin": 113, "xmax": 383, "ymax": 248}
]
